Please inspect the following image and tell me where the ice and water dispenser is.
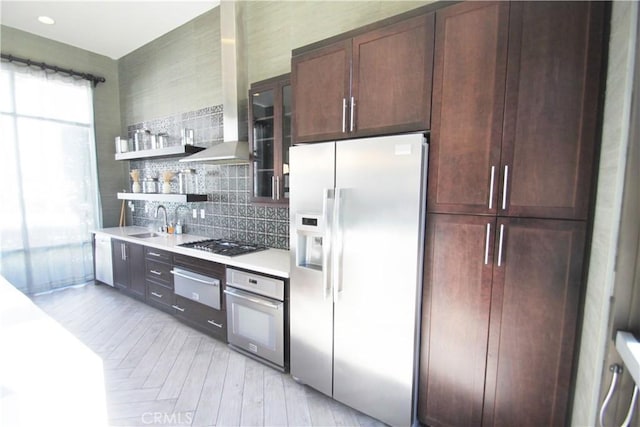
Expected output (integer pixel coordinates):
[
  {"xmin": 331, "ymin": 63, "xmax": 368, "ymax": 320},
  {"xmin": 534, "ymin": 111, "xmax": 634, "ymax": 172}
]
[{"xmin": 295, "ymin": 213, "xmax": 325, "ymax": 271}]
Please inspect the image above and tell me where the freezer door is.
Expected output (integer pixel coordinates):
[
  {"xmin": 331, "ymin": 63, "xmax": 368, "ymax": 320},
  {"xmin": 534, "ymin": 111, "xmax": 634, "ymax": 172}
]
[
  {"xmin": 333, "ymin": 134, "xmax": 426, "ymax": 427},
  {"xmin": 289, "ymin": 142, "xmax": 336, "ymax": 397}
]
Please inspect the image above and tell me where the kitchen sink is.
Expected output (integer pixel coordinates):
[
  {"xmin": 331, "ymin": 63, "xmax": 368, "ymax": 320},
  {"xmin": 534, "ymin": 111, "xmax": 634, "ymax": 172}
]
[{"xmin": 129, "ymin": 232, "xmax": 160, "ymax": 238}]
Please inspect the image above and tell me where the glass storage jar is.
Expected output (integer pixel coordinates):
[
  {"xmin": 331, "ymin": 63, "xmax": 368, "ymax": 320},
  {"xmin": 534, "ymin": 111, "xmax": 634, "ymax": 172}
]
[
  {"xmin": 142, "ymin": 177, "xmax": 158, "ymax": 193},
  {"xmin": 178, "ymin": 169, "xmax": 198, "ymax": 194}
]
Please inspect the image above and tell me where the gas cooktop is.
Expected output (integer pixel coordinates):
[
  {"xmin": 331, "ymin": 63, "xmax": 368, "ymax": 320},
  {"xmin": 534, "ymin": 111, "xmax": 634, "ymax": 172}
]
[{"xmin": 179, "ymin": 239, "xmax": 267, "ymax": 257}]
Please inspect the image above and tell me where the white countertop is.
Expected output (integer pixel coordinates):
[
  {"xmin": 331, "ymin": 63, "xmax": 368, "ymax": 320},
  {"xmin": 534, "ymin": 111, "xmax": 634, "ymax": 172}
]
[
  {"xmin": 0, "ymin": 275, "xmax": 108, "ymax": 426},
  {"xmin": 94, "ymin": 226, "xmax": 290, "ymax": 278}
]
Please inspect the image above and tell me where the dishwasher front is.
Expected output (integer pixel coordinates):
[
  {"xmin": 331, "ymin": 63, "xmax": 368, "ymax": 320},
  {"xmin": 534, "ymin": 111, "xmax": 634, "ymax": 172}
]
[{"xmin": 94, "ymin": 233, "xmax": 113, "ymax": 286}]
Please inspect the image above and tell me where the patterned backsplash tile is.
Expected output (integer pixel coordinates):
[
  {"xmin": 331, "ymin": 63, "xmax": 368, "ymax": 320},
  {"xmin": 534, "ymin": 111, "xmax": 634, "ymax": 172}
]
[{"xmin": 126, "ymin": 105, "xmax": 289, "ymax": 250}]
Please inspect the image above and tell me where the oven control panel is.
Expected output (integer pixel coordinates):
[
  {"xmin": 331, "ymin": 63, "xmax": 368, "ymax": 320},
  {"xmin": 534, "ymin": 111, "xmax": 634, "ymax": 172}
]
[{"xmin": 226, "ymin": 268, "xmax": 284, "ymax": 301}]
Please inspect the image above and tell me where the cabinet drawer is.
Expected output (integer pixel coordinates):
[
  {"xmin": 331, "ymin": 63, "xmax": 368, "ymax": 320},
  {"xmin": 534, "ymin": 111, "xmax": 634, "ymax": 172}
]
[
  {"xmin": 145, "ymin": 247, "xmax": 172, "ymax": 264},
  {"xmin": 145, "ymin": 259, "xmax": 173, "ymax": 287},
  {"xmin": 174, "ymin": 295, "xmax": 227, "ymax": 340},
  {"xmin": 146, "ymin": 282, "xmax": 174, "ymax": 308}
]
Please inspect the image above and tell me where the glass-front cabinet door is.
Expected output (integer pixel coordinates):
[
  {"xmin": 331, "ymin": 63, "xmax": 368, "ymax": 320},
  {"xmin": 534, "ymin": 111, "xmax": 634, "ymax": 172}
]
[
  {"xmin": 281, "ymin": 84, "xmax": 292, "ymax": 200},
  {"xmin": 249, "ymin": 74, "xmax": 291, "ymax": 204},
  {"xmin": 251, "ymin": 89, "xmax": 275, "ymax": 200}
]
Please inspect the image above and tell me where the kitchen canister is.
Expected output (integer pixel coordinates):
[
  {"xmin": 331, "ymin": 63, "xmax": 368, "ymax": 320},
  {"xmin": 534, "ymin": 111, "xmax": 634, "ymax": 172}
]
[
  {"xmin": 114, "ymin": 136, "xmax": 129, "ymax": 153},
  {"xmin": 178, "ymin": 169, "xmax": 198, "ymax": 194},
  {"xmin": 157, "ymin": 133, "xmax": 169, "ymax": 148},
  {"xmin": 181, "ymin": 128, "xmax": 194, "ymax": 145},
  {"xmin": 142, "ymin": 177, "xmax": 158, "ymax": 193}
]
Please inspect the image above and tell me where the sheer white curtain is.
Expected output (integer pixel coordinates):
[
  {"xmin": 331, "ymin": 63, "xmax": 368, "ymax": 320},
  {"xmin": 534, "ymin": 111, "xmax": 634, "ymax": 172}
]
[{"xmin": 0, "ymin": 61, "xmax": 102, "ymax": 294}]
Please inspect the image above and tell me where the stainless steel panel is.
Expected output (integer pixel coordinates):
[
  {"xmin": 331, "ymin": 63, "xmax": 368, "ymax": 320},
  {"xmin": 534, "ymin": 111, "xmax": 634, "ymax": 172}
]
[
  {"xmin": 172, "ymin": 268, "xmax": 221, "ymax": 310},
  {"xmin": 226, "ymin": 267, "xmax": 284, "ymax": 301},
  {"xmin": 332, "ymin": 134, "xmax": 426, "ymax": 427},
  {"xmin": 289, "ymin": 142, "xmax": 336, "ymax": 397}
]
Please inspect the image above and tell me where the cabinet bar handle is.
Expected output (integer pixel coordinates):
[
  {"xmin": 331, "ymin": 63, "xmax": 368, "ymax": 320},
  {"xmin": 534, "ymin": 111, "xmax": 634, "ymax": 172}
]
[
  {"xmin": 122, "ymin": 243, "xmax": 127, "ymax": 261},
  {"xmin": 148, "ymin": 252, "xmax": 162, "ymax": 257},
  {"xmin": 207, "ymin": 320, "xmax": 223, "ymax": 328},
  {"xmin": 151, "ymin": 292, "xmax": 163, "ymax": 298},
  {"xmin": 172, "ymin": 305, "xmax": 185, "ymax": 312},
  {"xmin": 502, "ymin": 165, "xmax": 509, "ymax": 210},
  {"xmin": 271, "ymin": 176, "xmax": 276, "ymax": 200},
  {"xmin": 150, "ymin": 270, "xmax": 162, "ymax": 276},
  {"xmin": 488, "ymin": 166, "xmax": 495, "ymax": 209},
  {"xmin": 170, "ymin": 269, "xmax": 219, "ymax": 286},
  {"xmin": 224, "ymin": 289, "xmax": 281, "ymax": 309},
  {"xmin": 484, "ymin": 223, "xmax": 491, "ymax": 265},
  {"xmin": 276, "ymin": 176, "xmax": 280, "ymax": 200},
  {"xmin": 342, "ymin": 98, "xmax": 347, "ymax": 133},
  {"xmin": 497, "ymin": 224, "xmax": 505, "ymax": 267},
  {"xmin": 350, "ymin": 97, "xmax": 355, "ymax": 132}
]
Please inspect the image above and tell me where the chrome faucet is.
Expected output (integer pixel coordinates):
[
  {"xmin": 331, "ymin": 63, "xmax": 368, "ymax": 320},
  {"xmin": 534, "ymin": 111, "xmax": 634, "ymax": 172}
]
[{"xmin": 155, "ymin": 205, "xmax": 168, "ymax": 232}]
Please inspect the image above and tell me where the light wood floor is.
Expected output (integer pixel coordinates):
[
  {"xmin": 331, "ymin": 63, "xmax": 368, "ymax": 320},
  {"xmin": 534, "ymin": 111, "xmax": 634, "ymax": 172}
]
[{"xmin": 31, "ymin": 283, "xmax": 387, "ymax": 427}]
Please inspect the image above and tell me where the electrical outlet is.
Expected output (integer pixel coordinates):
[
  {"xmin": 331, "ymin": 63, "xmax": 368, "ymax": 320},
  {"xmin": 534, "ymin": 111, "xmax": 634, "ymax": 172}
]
[
  {"xmin": 192, "ymin": 209, "xmax": 197, "ymax": 219},
  {"xmin": 200, "ymin": 209, "xmax": 205, "ymax": 219},
  {"xmin": 128, "ymin": 201, "xmax": 134, "ymax": 212}
]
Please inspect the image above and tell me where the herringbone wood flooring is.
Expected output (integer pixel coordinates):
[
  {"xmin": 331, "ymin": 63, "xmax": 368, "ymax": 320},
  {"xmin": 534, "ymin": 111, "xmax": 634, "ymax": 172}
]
[{"xmin": 31, "ymin": 283, "xmax": 387, "ymax": 427}]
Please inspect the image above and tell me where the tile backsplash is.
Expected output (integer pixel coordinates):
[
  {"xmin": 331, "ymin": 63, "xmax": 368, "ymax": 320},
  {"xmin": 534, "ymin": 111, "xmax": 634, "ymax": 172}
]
[{"xmin": 126, "ymin": 105, "xmax": 289, "ymax": 250}]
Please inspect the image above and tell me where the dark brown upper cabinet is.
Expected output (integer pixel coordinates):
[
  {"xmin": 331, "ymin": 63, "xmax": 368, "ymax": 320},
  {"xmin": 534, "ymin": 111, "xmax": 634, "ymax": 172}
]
[
  {"xmin": 292, "ymin": 13, "xmax": 434, "ymax": 143},
  {"xmin": 499, "ymin": 1, "xmax": 605, "ymax": 220},
  {"xmin": 428, "ymin": 1, "xmax": 605, "ymax": 221},
  {"xmin": 427, "ymin": 1, "xmax": 510, "ymax": 216},
  {"xmin": 249, "ymin": 74, "xmax": 291, "ymax": 204}
]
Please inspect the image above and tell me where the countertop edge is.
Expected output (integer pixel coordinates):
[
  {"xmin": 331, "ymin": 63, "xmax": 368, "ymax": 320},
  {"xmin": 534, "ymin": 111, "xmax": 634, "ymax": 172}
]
[{"xmin": 93, "ymin": 227, "xmax": 290, "ymax": 279}]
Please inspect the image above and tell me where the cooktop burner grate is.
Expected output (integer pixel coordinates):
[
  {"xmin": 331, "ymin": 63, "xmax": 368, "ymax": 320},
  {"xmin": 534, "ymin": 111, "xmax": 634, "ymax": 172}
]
[{"xmin": 179, "ymin": 239, "xmax": 267, "ymax": 257}]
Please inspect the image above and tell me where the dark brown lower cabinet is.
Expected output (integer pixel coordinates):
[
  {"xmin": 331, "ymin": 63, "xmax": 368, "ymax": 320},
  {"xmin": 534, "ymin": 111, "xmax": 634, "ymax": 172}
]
[
  {"xmin": 173, "ymin": 295, "xmax": 227, "ymax": 342},
  {"xmin": 484, "ymin": 217, "xmax": 585, "ymax": 427},
  {"xmin": 144, "ymin": 247, "xmax": 174, "ymax": 313},
  {"xmin": 172, "ymin": 254, "xmax": 227, "ymax": 342},
  {"xmin": 112, "ymin": 239, "xmax": 145, "ymax": 299},
  {"xmin": 419, "ymin": 214, "xmax": 586, "ymax": 427}
]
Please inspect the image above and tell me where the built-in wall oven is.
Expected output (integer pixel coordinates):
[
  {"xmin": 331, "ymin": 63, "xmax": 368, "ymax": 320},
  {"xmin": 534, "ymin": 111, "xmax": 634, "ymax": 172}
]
[{"xmin": 224, "ymin": 267, "xmax": 287, "ymax": 371}]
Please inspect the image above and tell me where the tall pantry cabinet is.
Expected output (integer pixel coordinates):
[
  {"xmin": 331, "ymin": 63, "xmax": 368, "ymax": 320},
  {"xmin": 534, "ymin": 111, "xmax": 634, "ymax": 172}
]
[{"xmin": 419, "ymin": 2, "xmax": 607, "ymax": 426}]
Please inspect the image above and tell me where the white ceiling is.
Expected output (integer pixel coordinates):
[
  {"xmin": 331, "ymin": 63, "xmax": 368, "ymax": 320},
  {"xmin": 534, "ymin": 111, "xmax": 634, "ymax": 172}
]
[{"xmin": 0, "ymin": 1, "xmax": 220, "ymax": 59}]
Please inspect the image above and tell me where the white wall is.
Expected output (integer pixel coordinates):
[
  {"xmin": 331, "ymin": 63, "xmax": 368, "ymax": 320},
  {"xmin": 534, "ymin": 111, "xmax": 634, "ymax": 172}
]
[{"xmin": 243, "ymin": 0, "xmax": 432, "ymax": 84}]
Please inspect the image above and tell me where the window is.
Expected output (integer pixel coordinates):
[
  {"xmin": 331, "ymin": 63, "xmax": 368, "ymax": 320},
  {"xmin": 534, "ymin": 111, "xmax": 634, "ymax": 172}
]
[{"xmin": 0, "ymin": 63, "xmax": 101, "ymax": 294}]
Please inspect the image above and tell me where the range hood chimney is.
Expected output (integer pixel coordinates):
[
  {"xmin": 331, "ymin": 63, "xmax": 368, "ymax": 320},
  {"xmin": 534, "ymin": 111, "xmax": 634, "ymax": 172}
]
[{"xmin": 181, "ymin": 1, "xmax": 249, "ymax": 164}]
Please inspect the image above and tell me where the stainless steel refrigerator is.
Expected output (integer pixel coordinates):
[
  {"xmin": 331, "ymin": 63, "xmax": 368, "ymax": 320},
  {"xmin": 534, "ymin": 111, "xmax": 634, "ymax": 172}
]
[{"xmin": 289, "ymin": 133, "xmax": 427, "ymax": 426}]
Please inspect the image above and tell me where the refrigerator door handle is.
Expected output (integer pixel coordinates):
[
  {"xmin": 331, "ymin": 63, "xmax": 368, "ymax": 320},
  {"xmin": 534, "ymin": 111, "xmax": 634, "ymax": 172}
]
[
  {"xmin": 333, "ymin": 187, "xmax": 344, "ymax": 302},
  {"xmin": 322, "ymin": 188, "xmax": 334, "ymax": 300}
]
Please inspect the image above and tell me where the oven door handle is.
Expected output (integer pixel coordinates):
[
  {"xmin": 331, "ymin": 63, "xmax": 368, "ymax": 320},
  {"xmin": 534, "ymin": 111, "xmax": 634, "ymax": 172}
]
[
  {"xmin": 224, "ymin": 288, "xmax": 281, "ymax": 310},
  {"xmin": 171, "ymin": 269, "xmax": 219, "ymax": 286}
]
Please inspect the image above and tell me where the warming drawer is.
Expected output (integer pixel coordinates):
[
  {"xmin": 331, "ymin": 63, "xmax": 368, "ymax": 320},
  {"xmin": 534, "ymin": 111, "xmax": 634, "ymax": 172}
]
[{"xmin": 171, "ymin": 267, "xmax": 221, "ymax": 310}]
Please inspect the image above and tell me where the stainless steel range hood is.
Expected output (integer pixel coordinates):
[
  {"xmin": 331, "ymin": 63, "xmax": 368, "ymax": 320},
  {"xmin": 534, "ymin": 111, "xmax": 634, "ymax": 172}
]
[
  {"xmin": 181, "ymin": 1, "xmax": 249, "ymax": 165},
  {"xmin": 178, "ymin": 140, "xmax": 249, "ymax": 164}
]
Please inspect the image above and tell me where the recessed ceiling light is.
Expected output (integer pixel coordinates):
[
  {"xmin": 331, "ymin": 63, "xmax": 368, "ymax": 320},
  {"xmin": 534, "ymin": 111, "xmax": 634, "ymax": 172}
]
[{"xmin": 37, "ymin": 16, "xmax": 55, "ymax": 25}]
